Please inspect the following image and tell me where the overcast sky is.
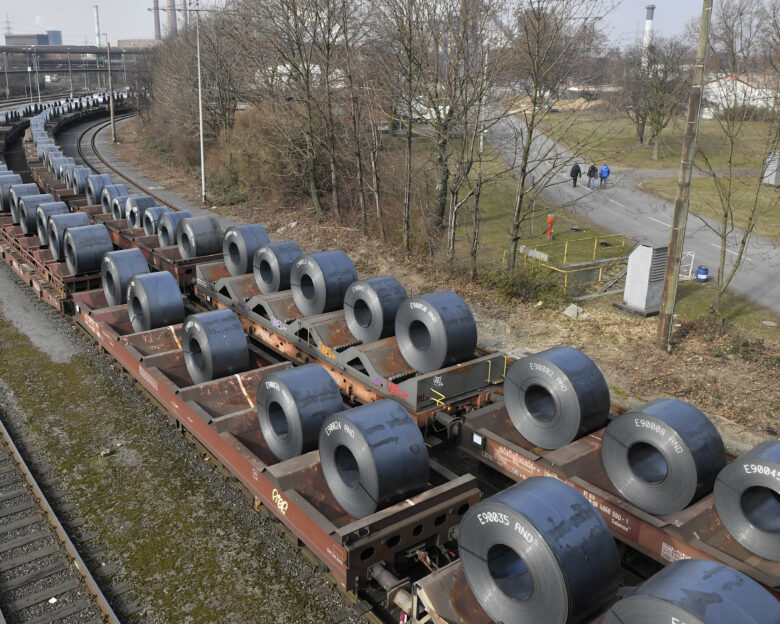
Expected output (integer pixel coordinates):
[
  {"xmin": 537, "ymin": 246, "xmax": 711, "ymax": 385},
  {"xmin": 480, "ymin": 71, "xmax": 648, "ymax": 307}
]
[{"xmin": 4, "ymin": 0, "xmax": 705, "ymax": 47}]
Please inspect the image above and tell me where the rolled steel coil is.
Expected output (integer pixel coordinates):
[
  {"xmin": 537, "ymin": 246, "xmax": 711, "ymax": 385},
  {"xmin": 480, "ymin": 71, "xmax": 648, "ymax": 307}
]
[
  {"xmin": 71, "ymin": 166, "xmax": 94, "ymax": 194},
  {"xmin": 318, "ymin": 400, "xmax": 428, "ymax": 518},
  {"xmin": 101, "ymin": 248, "xmax": 150, "ymax": 307},
  {"xmin": 52, "ymin": 156, "xmax": 74, "ymax": 181},
  {"xmin": 101, "ymin": 184, "xmax": 129, "ymax": 214},
  {"xmin": 603, "ymin": 558, "xmax": 780, "ymax": 624},
  {"xmin": 714, "ymin": 440, "xmax": 780, "ymax": 561},
  {"xmin": 36, "ymin": 202, "xmax": 69, "ymax": 246},
  {"xmin": 9, "ymin": 183, "xmax": 41, "ymax": 224},
  {"xmin": 290, "ymin": 250, "xmax": 357, "ymax": 316},
  {"xmin": 126, "ymin": 271, "xmax": 184, "ymax": 333},
  {"xmin": 344, "ymin": 276, "xmax": 408, "ymax": 343},
  {"xmin": 47, "ymin": 212, "xmax": 91, "ymax": 261},
  {"xmin": 44, "ymin": 149, "xmax": 62, "ymax": 172},
  {"xmin": 0, "ymin": 174, "xmax": 23, "ymax": 212},
  {"xmin": 504, "ymin": 346, "xmax": 610, "ymax": 449},
  {"xmin": 256, "ymin": 363, "xmax": 343, "ymax": 461},
  {"xmin": 253, "ymin": 241, "xmax": 302, "ymax": 293},
  {"xmin": 157, "ymin": 210, "xmax": 192, "ymax": 246},
  {"xmin": 126, "ymin": 196, "xmax": 158, "ymax": 229},
  {"xmin": 177, "ymin": 215, "xmax": 222, "ymax": 260},
  {"xmin": 222, "ymin": 224, "xmax": 270, "ymax": 276},
  {"xmin": 19, "ymin": 194, "xmax": 55, "ymax": 235},
  {"xmin": 460, "ymin": 477, "xmax": 621, "ymax": 624},
  {"xmin": 61, "ymin": 162, "xmax": 79, "ymax": 187},
  {"xmin": 111, "ymin": 195, "xmax": 132, "ymax": 221},
  {"xmin": 394, "ymin": 291, "xmax": 477, "ymax": 374},
  {"xmin": 64, "ymin": 224, "xmax": 113, "ymax": 275},
  {"xmin": 602, "ymin": 398, "xmax": 726, "ymax": 515},
  {"xmin": 86, "ymin": 173, "xmax": 113, "ymax": 205},
  {"xmin": 182, "ymin": 309, "xmax": 250, "ymax": 384},
  {"xmin": 142, "ymin": 206, "xmax": 171, "ymax": 236},
  {"xmin": 36, "ymin": 139, "xmax": 55, "ymax": 160}
]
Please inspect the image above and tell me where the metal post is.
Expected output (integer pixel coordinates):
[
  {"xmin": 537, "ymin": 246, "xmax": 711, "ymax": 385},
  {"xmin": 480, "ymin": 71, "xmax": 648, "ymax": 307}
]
[
  {"xmin": 26, "ymin": 50, "xmax": 33, "ymax": 103},
  {"xmin": 67, "ymin": 50, "xmax": 74, "ymax": 98},
  {"xmin": 656, "ymin": 0, "xmax": 713, "ymax": 350},
  {"xmin": 122, "ymin": 50, "xmax": 126, "ymax": 86},
  {"xmin": 34, "ymin": 48, "xmax": 41, "ymax": 103},
  {"xmin": 3, "ymin": 52, "xmax": 9, "ymax": 99},
  {"xmin": 96, "ymin": 51, "xmax": 101, "ymax": 89},
  {"xmin": 107, "ymin": 40, "xmax": 116, "ymax": 143},
  {"xmin": 195, "ymin": 0, "xmax": 207, "ymax": 205}
]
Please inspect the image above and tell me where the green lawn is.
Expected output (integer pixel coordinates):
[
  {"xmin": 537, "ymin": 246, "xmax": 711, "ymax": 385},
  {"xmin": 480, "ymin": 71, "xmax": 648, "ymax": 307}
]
[
  {"xmin": 541, "ymin": 111, "xmax": 773, "ymax": 171},
  {"xmin": 641, "ymin": 177, "xmax": 780, "ymax": 241}
]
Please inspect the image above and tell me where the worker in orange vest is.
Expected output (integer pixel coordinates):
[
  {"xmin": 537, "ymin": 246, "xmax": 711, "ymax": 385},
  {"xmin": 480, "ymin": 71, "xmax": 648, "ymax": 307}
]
[{"xmin": 547, "ymin": 214, "xmax": 555, "ymax": 240}]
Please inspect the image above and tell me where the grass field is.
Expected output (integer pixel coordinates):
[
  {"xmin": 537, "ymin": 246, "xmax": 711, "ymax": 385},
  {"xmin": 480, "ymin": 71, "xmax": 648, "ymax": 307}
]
[
  {"xmin": 641, "ymin": 177, "xmax": 780, "ymax": 241},
  {"xmin": 542, "ymin": 111, "xmax": 772, "ymax": 171}
]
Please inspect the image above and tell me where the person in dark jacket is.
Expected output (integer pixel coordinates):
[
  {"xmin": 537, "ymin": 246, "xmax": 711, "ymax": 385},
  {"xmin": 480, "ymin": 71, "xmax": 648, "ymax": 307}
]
[
  {"xmin": 587, "ymin": 164, "xmax": 597, "ymax": 189},
  {"xmin": 599, "ymin": 164, "xmax": 610, "ymax": 188},
  {"xmin": 570, "ymin": 163, "xmax": 582, "ymax": 187}
]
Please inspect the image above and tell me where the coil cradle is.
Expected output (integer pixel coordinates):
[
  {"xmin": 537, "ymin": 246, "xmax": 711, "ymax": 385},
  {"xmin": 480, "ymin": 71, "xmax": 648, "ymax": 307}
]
[
  {"xmin": 142, "ymin": 206, "xmax": 171, "ymax": 236},
  {"xmin": 9, "ymin": 183, "xmax": 41, "ymax": 224},
  {"xmin": 459, "ymin": 477, "xmax": 621, "ymax": 624},
  {"xmin": 111, "ymin": 195, "xmax": 132, "ymax": 221},
  {"xmin": 182, "ymin": 309, "xmax": 250, "ymax": 384},
  {"xmin": 503, "ymin": 346, "xmax": 610, "ymax": 450},
  {"xmin": 86, "ymin": 174, "xmax": 113, "ymax": 206},
  {"xmin": 126, "ymin": 271, "xmax": 185, "ymax": 333},
  {"xmin": 223, "ymin": 224, "xmax": 271, "ymax": 276},
  {"xmin": 253, "ymin": 241, "xmax": 303, "ymax": 293},
  {"xmin": 35, "ymin": 202, "xmax": 69, "ymax": 246},
  {"xmin": 256, "ymin": 363, "xmax": 343, "ymax": 461},
  {"xmin": 126, "ymin": 196, "xmax": 158, "ymax": 229},
  {"xmin": 344, "ymin": 276, "xmax": 408, "ymax": 343},
  {"xmin": 157, "ymin": 210, "xmax": 192, "ymax": 246},
  {"xmin": 0, "ymin": 173, "xmax": 23, "ymax": 211},
  {"xmin": 101, "ymin": 184, "xmax": 129, "ymax": 214},
  {"xmin": 603, "ymin": 558, "xmax": 780, "ymax": 624},
  {"xmin": 47, "ymin": 212, "xmax": 91, "ymax": 261},
  {"xmin": 64, "ymin": 224, "xmax": 114, "ymax": 275},
  {"xmin": 394, "ymin": 291, "xmax": 478, "ymax": 374},
  {"xmin": 290, "ymin": 250, "xmax": 357, "ymax": 316},
  {"xmin": 318, "ymin": 400, "xmax": 429, "ymax": 519},
  {"xmin": 178, "ymin": 215, "xmax": 223, "ymax": 260},
  {"xmin": 714, "ymin": 440, "xmax": 780, "ymax": 561},
  {"xmin": 601, "ymin": 398, "xmax": 726, "ymax": 516},
  {"xmin": 101, "ymin": 249, "xmax": 150, "ymax": 307},
  {"xmin": 19, "ymin": 194, "xmax": 55, "ymax": 235}
]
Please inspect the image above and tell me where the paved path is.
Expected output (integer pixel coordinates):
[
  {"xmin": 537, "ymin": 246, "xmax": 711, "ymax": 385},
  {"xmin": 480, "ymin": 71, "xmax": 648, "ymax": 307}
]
[{"xmin": 486, "ymin": 112, "xmax": 780, "ymax": 312}]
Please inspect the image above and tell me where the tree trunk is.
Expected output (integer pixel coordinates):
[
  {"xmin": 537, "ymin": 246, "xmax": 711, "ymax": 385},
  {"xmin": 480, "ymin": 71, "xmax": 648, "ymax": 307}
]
[
  {"xmin": 636, "ymin": 119, "xmax": 646, "ymax": 144},
  {"xmin": 403, "ymin": 113, "xmax": 412, "ymax": 250},
  {"xmin": 370, "ymin": 141, "xmax": 385, "ymax": 241},
  {"xmin": 435, "ymin": 126, "xmax": 450, "ymax": 229},
  {"xmin": 308, "ymin": 151, "xmax": 323, "ymax": 216},
  {"xmin": 470, "ymin": 182, "xmax": 482, "ymax": 281},
  {"xmin": 652, "ymin": 138, "xmax": 659, "ymax": 160}
]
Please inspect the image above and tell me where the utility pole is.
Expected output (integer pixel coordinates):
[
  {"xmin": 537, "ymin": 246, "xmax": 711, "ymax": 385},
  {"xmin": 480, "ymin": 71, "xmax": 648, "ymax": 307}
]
[
  {"xmin": 106, "ymin": 38, "xmax": 116, "ymax": 143},
  {"xmin": 195, "ymin": 0, "xmax": 206, "ymax": 205},
  {"xmin": 33, "ymin": 47, "xmax": 41, "ymax": 104},
  {"xmin": 2, "ymin": 52, "xmax": 8, "ymax": 99},
  {"xmin": 67, "ymin": 49, "xmax": 73, "ymax": 98},
  {"xmin": 26, "ymin": 49, "xmax": 33, "ymax": 103},
  {"xmin": 656, "ymin": 0, "xmax": 713, "ymax": 350}
]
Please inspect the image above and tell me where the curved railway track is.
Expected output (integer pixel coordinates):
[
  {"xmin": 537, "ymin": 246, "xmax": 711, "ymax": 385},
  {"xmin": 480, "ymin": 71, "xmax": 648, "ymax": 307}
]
[{"xmin": 0, "ymin": 416, "xmax": 119, "ymax": 624}]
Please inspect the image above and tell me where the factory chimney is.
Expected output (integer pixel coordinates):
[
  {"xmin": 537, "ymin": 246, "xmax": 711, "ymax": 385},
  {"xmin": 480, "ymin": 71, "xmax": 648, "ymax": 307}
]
[
  {"xmin": 643, "ymin": 4, "xmax": 655, "ymax": 50},
  {"xmin": 93, "ymin": 5, "xmax": 101, "ymax": 47},
  {"xmin": 167, "ymin": 0, "xmax": 177, "ymax": 37},
  {"xmin": 153, "ymin": 0, "xmax": 162, "ymax": 40}
]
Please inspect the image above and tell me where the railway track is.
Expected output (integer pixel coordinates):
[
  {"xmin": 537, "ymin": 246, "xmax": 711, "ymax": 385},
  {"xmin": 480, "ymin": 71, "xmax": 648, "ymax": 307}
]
[{"xmin": 0, "ymin": 415, "xmax": 119, "ymax": 624}]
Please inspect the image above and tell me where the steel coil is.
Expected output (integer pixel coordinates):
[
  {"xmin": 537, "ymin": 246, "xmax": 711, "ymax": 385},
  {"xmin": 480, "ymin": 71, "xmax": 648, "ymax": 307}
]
[
  {"xmin": 257, "ymin": 364, "xmax": 343, "ymax": 461},
  {"xmin": 182, "ymin": 309, "xmax": 250, "ymax": 384},
  {"xmin": 36, "ymin": 202, "xmax": 69, "ymax": 246},
  {"xmin": 9, "ymin": 183, "xmax": 41, "ymax": 224},
  {"xmin": 253, "ymin": 241, "xmax": 302, "ymax": 293},
  {"xmin": 223, "ymin": 224, "xmax": 271, "ymax": 276},
  {"xmin": 602, "ymin": 399, "xmax": 726, "ymax": 515},
  {"xmin": 0, "ymin": 174, "xmax": 23, "ymax": 212},
  {"xmin": 504, "ymin": 346, "xmax": 610, "ymax": 449},
  {"xmin": 603, "ymin": 559, "xmax": 780, "ymax": 624},
  {"xmin": 319, "ymin": 400, "xmax": 428, "ymax": 518},
  {"xmin": 394, "ymin": 291, "xmax": 477, "ymax": 374},
  {"xmin": 290, "ymin": 250, "xmax": 357, "ymax": 316},
  {"xmin": 47, "ymin": 212, "xmax": 91, "ymax": 261},
  {"xmin": 459, "ymin": 477, "xmax": 621, "ymax": 624},
  {"xmin": 52, "ymin": 156, "xmax": 74, "ymax": 181},
  {"xmin": 86, "ymin": 174, "xmax": 113, "ymax": 205},
  {"xmin": 157, "ymin": 210, "xmax": 192, "ymax": 246},
  {"xmin": 126, "ymin": 271, "xmax": 185, "ymax": 333},
  {"xmin": 71, "ymin": 166, "xmax": 94, "ymax": 194},
  {"xmin": 714, "ymin": 440, "xmax": 780, "ymax": 561},
  {"xmin": 142, "ymin": 206, "xmax": 171, "ymax": 236},
  {"xmin": 101, "ymin": 248, "xmax": 150, "ymax": 307},
  {"xmin": 64, "ymin": 224, "xmax": 113, "ymax": 275},
  {"xmin": 19, "ymin": 194, "xmax": 55, "ymax": 235},
  {"xmin": 100, "ymin": 184, "xmax": 129, "ymax": 214},
  {"xmin": 111, "ymin": 195, "xmax": 131, "ymax": 221},
  {"xmin": 126, "ymin": 196, "xmax": 158, "ymax": 229},
  {"xmin": 177, "ymin": 215, "xmax": 222, "ymax": 260},
  {"xmin": 344, "ymin": 276, "xmax": 408, "ymax": 343}
]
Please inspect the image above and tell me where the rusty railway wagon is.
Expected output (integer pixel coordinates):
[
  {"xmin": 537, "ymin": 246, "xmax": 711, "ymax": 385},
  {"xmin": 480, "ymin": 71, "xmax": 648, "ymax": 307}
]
[{"xmin": 0, "ymin": 106, "xmax": 777, "ymax": 624}]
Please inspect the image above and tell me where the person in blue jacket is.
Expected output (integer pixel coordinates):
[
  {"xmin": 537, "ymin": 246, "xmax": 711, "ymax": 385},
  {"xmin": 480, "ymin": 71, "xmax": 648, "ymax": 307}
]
[{"xmin": 599, "ymin": 164, "xmax": 610, "ymax": 188}]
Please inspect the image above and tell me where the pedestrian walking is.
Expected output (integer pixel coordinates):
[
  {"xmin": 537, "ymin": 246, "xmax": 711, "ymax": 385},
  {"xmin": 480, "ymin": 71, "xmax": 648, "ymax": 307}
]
[
  {"xmin": 599, "ymin": 164, "xmax": 610, "ymax": 188},
  {"xmin": 587, "ymin": 164, "xmax": 597, "ymax": 189},
  {"xmin": 570, "ymin": 163, "xmax": 581, "ymax": 187}
]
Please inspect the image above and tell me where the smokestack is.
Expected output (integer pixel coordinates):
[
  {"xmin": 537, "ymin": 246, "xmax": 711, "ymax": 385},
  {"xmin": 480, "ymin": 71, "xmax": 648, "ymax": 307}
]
[
  {"xmin": 643, "ymin": 4, "xmax": 655, "ymax": 49},
  {"xmin": 167, "ymin": 0, "xmax": 177, "ymax": 37},
  {"xmin": 93, "ymin": 5, "xmax": 101, "ymax": 47},
  {"xmin": 153, "ymin": 0, "xmax": 161, "ymax": 40}
]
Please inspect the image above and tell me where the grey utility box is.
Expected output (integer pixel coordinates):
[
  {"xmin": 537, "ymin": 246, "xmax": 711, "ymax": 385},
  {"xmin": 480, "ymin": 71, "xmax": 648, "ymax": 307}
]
[
  {"xmin": 763, "ymin": 151, "xmax": 780, "ymax": 186},
  {"xmin": 622, "ymin": 244, "xmax": 667, "ymax": 316}
]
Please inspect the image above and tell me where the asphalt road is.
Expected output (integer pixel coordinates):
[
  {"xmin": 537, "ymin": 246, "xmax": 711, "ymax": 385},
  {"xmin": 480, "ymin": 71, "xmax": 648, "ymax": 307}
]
[{"xmin": 487, "ymin": 112, "xmax": 780, "ymax": 313}]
